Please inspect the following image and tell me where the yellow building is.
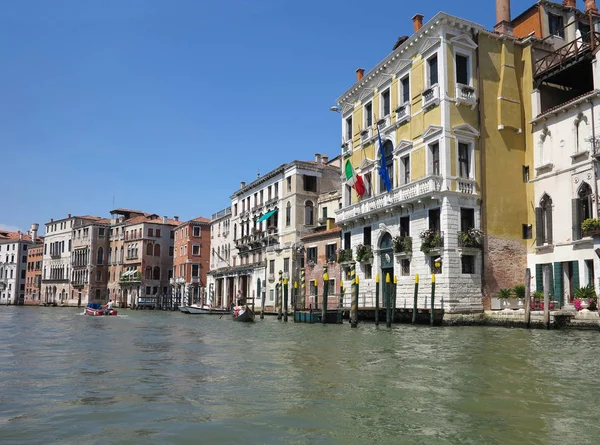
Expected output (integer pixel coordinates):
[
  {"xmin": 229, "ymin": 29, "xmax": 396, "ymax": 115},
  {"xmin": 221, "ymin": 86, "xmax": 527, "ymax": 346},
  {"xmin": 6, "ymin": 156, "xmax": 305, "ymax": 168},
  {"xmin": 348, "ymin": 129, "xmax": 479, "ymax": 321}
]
[{"xmin": 334, "ymin": 5, "xmax": 535, "ymax": 312}]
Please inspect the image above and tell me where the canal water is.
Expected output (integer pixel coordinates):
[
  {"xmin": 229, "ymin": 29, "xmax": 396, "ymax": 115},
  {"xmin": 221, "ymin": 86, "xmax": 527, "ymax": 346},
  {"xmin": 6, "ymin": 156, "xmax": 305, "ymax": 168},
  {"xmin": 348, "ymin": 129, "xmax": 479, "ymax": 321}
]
[{"xmin": 1, "ymin": 307, "xmax": 600, "ymax": 445}]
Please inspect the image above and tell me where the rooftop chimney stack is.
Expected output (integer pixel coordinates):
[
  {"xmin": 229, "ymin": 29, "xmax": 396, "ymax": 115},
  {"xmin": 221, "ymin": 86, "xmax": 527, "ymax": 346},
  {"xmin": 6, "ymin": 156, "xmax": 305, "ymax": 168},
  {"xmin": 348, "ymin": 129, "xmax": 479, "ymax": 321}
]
[
  {"xmin": 322, "ymin": 155, "xmax": 329, "ymax": 164},
  {"xmin": 67, "ymin": 213, "xmax": 71, "ymax": 218},
  {"xmin": 315, "ymin": 153, "xmax": 322, "ymax": 164},
  {"xmin": 412, "ymin": 14, "xmax": 424, "ymax": 33},
  {"xmin": 30, "ymin": 223, "xmax": 39, "ymax": 242},
  {"xmin": 240, "ymin": 181, "xmax": 246, "ymax": 189},
  {"xmin": 494, "ymin": 0, "xmax": 513, "ymax": 35},
  {"xmin": 563, "ymin": 0, "xmax": 576, "ymax": 7},
  {"xmin": 356, "ymin": 68, "xmax": 365, "ymax": 82},
  {"xmin": 585, "ymin": 0, "xmax": 598, "ymax": 13},
  {"xmin": 163, "ymin": 216, "xmax": 168, "ymax": 224},
  {"xmin": 174, "ymin": 216, "xmax": 179, "ymax": 221}
]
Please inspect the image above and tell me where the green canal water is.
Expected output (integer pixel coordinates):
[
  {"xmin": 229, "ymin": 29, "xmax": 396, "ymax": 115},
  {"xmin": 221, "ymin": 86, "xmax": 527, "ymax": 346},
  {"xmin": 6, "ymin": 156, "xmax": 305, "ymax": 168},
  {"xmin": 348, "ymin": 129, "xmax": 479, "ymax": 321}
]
[{"xmin": 1, "ymin": 307, "xmax": 600, "ymax": 445}]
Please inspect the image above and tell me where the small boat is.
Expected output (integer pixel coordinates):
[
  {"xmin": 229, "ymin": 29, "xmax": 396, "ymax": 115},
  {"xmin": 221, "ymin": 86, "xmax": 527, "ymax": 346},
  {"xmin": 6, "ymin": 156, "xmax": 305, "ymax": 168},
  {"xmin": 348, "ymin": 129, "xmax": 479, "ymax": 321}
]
[
  {"xmin": 232, "ymin": 305, "xmax": 255, "ymax": 322},
  {"xmin": 84, "ymin": 303, "xmax": 118, "ymax": 316},
  {"xmin": 185, "ymin": 304, "xmax": 229, "ymax": 315},
  {"xmin": 179, "ymin": 306, "xmax": 190, "ymax": 314}
]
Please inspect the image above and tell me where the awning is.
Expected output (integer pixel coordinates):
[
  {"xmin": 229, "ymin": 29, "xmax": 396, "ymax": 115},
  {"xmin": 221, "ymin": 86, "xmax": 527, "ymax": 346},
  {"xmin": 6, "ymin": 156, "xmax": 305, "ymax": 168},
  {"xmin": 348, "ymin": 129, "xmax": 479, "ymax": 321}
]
[{"xmin": 258, "ymin": 209, "xmax": 277, "ymax": 222}]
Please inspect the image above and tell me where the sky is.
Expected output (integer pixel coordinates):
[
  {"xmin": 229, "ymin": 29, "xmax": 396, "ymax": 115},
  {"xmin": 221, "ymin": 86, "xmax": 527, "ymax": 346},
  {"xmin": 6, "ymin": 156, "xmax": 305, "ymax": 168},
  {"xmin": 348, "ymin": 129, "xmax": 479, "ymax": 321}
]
[{"xmin": 0, "ymin": 0, "xmax": 534, "ymax": 234}]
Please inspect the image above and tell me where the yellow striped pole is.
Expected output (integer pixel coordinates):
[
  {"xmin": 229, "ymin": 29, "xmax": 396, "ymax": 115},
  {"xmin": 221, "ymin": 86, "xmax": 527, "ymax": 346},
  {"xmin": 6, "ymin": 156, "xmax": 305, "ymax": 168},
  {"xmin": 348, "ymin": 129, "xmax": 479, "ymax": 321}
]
[
  {"xmin": 301, "ymin": 268, "xmax": 306, "ymax": 309},
  {"xmin": 322, "ymin": 265, "xmax": 329, "ymax": 324},
  {"xmin": 277, "ymin": 270, "xmax": 283, "ymax": 320},
  {"xmin": 350, "ymin": 263, "xmax": 358, "ymax": 328}
]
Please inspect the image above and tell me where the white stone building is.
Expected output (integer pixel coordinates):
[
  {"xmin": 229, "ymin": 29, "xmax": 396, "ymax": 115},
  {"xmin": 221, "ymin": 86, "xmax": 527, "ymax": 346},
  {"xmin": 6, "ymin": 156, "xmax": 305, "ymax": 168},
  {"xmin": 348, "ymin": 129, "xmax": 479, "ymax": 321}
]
[
  {"xmin": 0, "ymin": 226, "xmax": 37, "ymax": 305},
  {"xmin": 207, "ymin": 207, "xmax": 233, "ymax": 307}
]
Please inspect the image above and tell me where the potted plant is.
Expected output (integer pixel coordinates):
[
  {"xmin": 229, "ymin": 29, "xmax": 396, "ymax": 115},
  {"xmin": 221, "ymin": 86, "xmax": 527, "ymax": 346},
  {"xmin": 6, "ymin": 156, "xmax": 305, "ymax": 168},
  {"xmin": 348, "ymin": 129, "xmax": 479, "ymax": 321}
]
[
  {"xmin": 531, "ymin": 291, "xmax": 544, "ymax": 310},
  {"xmin": 307, "ymin": 260, "xmax": 316, "ymax": 268},
  {"xmin": 582, "ymin": 218, "xmax": 600, "ymax": 237},
  {"xmin": 420, "ymin": 230, "xmax": 443, "ymax": 254},
  {"xmin": 355, "ymin": 244, "xmax": 373, "ymax": 263},
  {"xmin": 393, "ymin": 236, "xmax": 412, "ymax": 255},
  {"xmin": 497, "ymin": 288, "xmax": 513, "ymax": 309},
  {"xmin": 337, "ymin": 248, "xmax": 353, "ymax": 263},
  {"xmin": 513, "ymin": 284, "xmax": 526, "ymax": 308},
  {"xmin": 573, "ymin": 284, "xmax": 597, "ymax": 311},
  {"xmin": 457, "ymin": 228, "xmax": 484, "ymax": 248}
]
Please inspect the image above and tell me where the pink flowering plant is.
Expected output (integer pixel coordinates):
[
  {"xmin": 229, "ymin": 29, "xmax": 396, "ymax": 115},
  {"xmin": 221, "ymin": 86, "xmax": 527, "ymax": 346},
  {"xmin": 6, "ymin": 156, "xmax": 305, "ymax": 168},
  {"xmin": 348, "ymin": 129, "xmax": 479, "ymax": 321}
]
[{"xmin": 573, "ymin": 285, "xmax": 598, "ymax": 311}]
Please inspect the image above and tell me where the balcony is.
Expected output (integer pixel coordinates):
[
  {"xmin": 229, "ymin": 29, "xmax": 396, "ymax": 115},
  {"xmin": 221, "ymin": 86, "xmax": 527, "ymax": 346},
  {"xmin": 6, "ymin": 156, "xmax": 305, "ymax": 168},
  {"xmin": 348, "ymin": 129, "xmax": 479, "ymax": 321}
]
[
  {"xmin": 50, "ymin": 252, "xmax": 61, "ymax": 259},
  {"xmin": 457, "ymin": 229, "xmax": 483, "ymax": 249},
  {"xmin": 268, "ymin": 273, "xmax": 275, "ymax": 282},
  {"xmin": 360, "ymin": 127, "xmax": 373, "ymax": 144},
  {"xmin": 420, "ymin": 230, "xmax": 444, "ymax": 255},
  {"xmin": 341, "ymin": 139, "xmax": 353, "ymax": 158},
  {"xmin": 335, "ymin": 176, "xmax": 443, "ymax": 225},
  {"xmin": 457, "ymin": 178, "xmax": 477, "ymax": 194},
  {"xmin": 119, "ymin": 271, "xmax": 141, "ymax": 284},
  {"xmin": 422, "ymin": 85, "xmax": 440, "ymax": 109},
  {"xmin": 191, "ymin": 276, "xmax": 200, "ymax": 284},
  {"xmin": 377, "ymin": 115, "xmax": 391, "ymax": 129},
  {"xmin": 392, "ymin": 236, "xmax": 412, "ymax": 256},
  {"xmin": 455, "ymin": 84, "xmax": 477, "ymax": 108},
  {"xmin": 395, "ymin": 103, "xmax": 411, "ymax": 126}
]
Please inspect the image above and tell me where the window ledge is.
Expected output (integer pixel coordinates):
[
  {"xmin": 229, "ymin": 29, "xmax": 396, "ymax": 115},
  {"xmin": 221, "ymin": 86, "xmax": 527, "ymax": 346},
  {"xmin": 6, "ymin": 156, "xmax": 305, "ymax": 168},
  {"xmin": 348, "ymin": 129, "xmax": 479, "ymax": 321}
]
[
  {"xmin": 535, "ymin": 162, "xmax": 554, "ymax": 172},
  {"xmin": 534, "ymin": 244, "xmax": 554, "ymax": 253},
  {"xmin": 571, "ymin": 238, "xmax": 594, "ymax": 246},
  {"xmin": 570, "ymin": 150, "xmax": 589, "ymax": 160}
]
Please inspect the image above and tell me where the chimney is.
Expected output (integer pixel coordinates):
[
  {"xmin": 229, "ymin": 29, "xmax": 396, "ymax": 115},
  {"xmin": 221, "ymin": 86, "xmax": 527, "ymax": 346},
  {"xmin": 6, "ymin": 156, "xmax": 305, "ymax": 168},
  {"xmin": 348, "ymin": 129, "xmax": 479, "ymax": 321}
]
[
  {"xmin": 412, "ymin": 14, "xmax": 424, "ymax": 33},
  {"xmin": 494, "ymin": 0, "xmax": 513, "ymax": 35},
  {"xmin": 563, "ymin": 0, "xmax": 576, "ymax": 7},
  {"xmin": 30, "ymin": 223, "xmax": 39, "ymax": 242},
  {"xmin": 315, "ymin": 153, "xmax": 322, "ymax": 163},
  {"xmin": 67, "ymin": 213, "xmax": 71, "ymax": 218},
  {"xmin": 240, "ymin": 181, "xmax": 246, "ymax": 189},
  {"xmin": 356, "ymin": 68, "xmax": 365, "ymax": 82},
  {"xmin": 50, "ymin": 218, "xmax": 53, "ymax": 223},
  {"xmin": 322, "ymin": 155, "xmax": 329, "ymax": 164},
  {"xmin": 174, "ymin": 216, "xmax": 179, "ymax": 221},
  {"xmin": 585, "ymin": 0, "xmax": 598, "ymax": 12},
  {"xmin": 163, "ymin": 216, "xmax": 168, "ymax": 224},
  {"xmin": 19, "ymin": 231, "xmax": 23, "ymax": 240}
]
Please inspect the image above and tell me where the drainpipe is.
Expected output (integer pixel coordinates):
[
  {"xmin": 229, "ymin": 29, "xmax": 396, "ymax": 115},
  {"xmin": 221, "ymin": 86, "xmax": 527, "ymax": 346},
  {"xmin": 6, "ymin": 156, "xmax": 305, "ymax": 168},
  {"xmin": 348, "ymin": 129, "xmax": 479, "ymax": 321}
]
[
  {"xmin": 590, "ymin": 99, "xmax": 599, "ymax": 218},
  {"xmin": 474, "ymin": 29, "xmax": 485, "ymax": 300}
]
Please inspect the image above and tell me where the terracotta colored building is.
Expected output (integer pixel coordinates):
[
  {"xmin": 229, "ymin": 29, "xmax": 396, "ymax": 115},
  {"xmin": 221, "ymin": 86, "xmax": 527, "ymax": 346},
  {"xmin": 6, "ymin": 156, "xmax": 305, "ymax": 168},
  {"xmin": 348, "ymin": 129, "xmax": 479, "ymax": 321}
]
[
  {"xmin": 172, "ymin": 217, "xmax": 211, "ymax": 306},
  {"xmin": 24, "ymin": 236, "xmax": 44, "ymax": 305}
]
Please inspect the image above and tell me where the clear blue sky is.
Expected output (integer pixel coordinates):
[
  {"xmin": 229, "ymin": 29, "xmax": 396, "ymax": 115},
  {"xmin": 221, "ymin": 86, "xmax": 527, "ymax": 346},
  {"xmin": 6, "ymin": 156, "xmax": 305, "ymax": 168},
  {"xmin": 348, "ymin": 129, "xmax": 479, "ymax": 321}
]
[{"xmin": 0, "ymin": 0, "xmax": 533, "ymax": 233}]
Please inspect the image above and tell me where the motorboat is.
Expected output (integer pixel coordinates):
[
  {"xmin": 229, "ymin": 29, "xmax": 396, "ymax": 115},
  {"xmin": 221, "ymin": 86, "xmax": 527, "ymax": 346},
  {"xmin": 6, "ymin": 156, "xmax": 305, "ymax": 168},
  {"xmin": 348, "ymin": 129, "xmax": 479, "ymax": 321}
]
[{"xmin": 84, "ymin": 303, "xmax": 117, "ymax": 316}]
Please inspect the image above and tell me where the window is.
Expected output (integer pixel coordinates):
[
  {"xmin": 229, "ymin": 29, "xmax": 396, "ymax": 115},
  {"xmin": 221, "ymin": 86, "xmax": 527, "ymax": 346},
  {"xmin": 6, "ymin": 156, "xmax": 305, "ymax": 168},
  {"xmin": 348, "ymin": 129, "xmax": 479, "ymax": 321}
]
[
  {"xmin": 147, "ymin": 243, "xmax": 154, "ymax": 256},
  {"xmin": 193, "ymin": 226, "xmax": 201, "ymax": 237},
  {"xmin": 269, "ymin": 260, "xmax": 275, "ymax": 274},
  {"xmin": 154, "ymin": 244, "xmax": 161, "ymax": 256},
  {"xmin": 96, "ymin": 270, "xmax": 102, "ymax": 281},
  {"xmin": 169, "ymin": 246, "xmax": 174, "ymax": 256},
  {"xmin": 97, "ymin": 247, "xmax": 103, "ymax": 265},
  {"xmin": 287, "ymin": 176, "xmax": 292, "ymax": 192},
  {"xmin": 364, "ymin": 264, "xmax": 372, "ymax": 279},
  {"xmin": 363, "ymin": 226, "xmax": 371, "ymax": 246},
  {"xmin": 192, "ymin": 245, "xmax": 200, "ymax": 256},
  {"xmin": 234, "ymin": 204, "xmax": 238, "ymax": 216},
  {"xmin": 549, "ymin": 13, "xmax": 564, "ymax": 38},
  {"xmin": 381, "ymin": 89, "xmax": 390, "ymax": 117},
  {"xmin": 96, "ymin": 289, "xmax": 101, "ymax": 299},
  {"xmin": 274, "ymin": 183, "xmax": 279, "ymax": 197},
  {"xmin": 461, "ymin": 208, "xmax": 475, "ymax": 231},
  {"xmin": 401, "ymin": 259, "xmax": 411, "ymax": 276},
  {"xmin": 401, "ymin": 76, "xmax": 410, "ymax": 104},
  {"xmin": 522, "ymin": 166, "xmax": 530, "ymax": 183},
  {"xmin": 269, "ymin": 289, "xmax": 274, "ymax": 302},
  {"xmin": 579, "ymin": 21, "xmax": 591, "ymax": 43},
  {"xmin": 573, "ymin": 183, "xmax": 593, "ymax": 240},
  {"xmin": 455, "ymin": 54, "xmax": 469, "ymax": 85},
  {"xmin": 345, "ymin": 184, "xmax": 352, "ymax": 206},
  {"xmin": 322, "ymin": 207, "xmax": 328, "ymax": 221},
  {"xmin": 536, "ymin": 194, "xmax": 553, "ymax": 246},
  {"xmin": 586, "ymin": 259, "xmax": 595, "ymax": 286},
  {"xmin": 192, "ymin": 264, "xmax": 199, "ymax": 277},
  {"xmin": 461, "ymin": 255, "xmax": 475, "ymax": 274},
  {"xmin": 98, "ymin": 228, "xmax": 105, "ymax": 238},
  {"xmin": 345, "ymin": 116, "xmax": 353, "ymax": 141},
  {"xmin": 283, "ymin": 258, "xmax": 289, "ymax": 273},
  {"xmin": 458, "ymin": 142, "xmax": 470, "ymax": 178},
  {"xmin": 401, "ymin": 155, "xmax": 410, "ymax": 185},
  {"xmin": 522, "ymin": 224, "xmax": 532, "ymax": 240},
  {"xmin": 305, "ymin": 201, "xmax": 314, "ymax": 225},
  {"xmin": 430, "ymin": 142, "xmax": 440, "ymax": 176},
  {"xmin": 429, "ymin": 208, "xmax": 441, "ymax": 233},
  {"xmin": 286, "ymin": 202, "xmax": 291, "ymax": 226},
  {"xmin": 303, "ymin": 175, "xmax": 317, "ymax": 192},
  {"xmin": 344, "ymin": 232, "xmax": 351, "ymax": 250},
  {"xmin": 326, "ymin": 244, "xmax": 336, "ymax": 262},
  {"xmin": 365, "ymin": 102, "xmax": 373, "ymax": 128},
  {"xmin": 428, "ymin": 54, "xmax": 438, "ymax": 86},
  {"xmin": 153, "ymin": 266, "xmax": 160, "ymax": 280},
  {"xmin": 148, "ymin": 228, "xmax": 153, "ymax": 237},
  {"xmin": 307, "ymin": 247, "xmax": 317, "ymax": 264}
]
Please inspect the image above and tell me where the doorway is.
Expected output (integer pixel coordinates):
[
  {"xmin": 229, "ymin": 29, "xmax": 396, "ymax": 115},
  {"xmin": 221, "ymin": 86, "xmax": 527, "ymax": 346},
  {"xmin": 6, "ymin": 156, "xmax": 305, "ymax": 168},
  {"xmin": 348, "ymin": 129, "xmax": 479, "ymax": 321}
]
[{"xmin": 379, "ymin": 232, "xmax": 394, "ymax": 308}]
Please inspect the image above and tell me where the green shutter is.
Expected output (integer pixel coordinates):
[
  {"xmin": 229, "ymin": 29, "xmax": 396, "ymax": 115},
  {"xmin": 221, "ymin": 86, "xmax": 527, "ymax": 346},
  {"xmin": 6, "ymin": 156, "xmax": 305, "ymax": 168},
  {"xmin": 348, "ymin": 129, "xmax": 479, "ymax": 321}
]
[
  {"xmin": 554, "ymin": 262, "xmax": 563, "ymax": 307},
  {"xmin": 548, "ymin": 265, "xmax": 554, "ymax": 297},
  {"xmin": 536, "ymin": 264, "xmax": 544, "ymax": 293},
  {"xmin": 546, "ymin": 208, "xmax": 553, "ymax": 245},
  {"xmin": 572, "ymin": 260, "xmax": 580, "ymax": 294},
  {"xmin": 572, "ymin": 199, "xmax": 582, "ymax": 241},
  {"xmin": 535, "ymin": 207, "xmax": 543, "ymax": 246}
]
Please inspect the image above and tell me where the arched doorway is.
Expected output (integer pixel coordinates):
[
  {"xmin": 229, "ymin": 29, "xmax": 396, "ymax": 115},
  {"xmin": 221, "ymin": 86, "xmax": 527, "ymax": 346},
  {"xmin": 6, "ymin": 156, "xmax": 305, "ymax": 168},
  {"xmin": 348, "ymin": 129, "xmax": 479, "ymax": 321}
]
[{"xmin": 379, "ymin": 232, "xmax": 394, "ymax": 290}]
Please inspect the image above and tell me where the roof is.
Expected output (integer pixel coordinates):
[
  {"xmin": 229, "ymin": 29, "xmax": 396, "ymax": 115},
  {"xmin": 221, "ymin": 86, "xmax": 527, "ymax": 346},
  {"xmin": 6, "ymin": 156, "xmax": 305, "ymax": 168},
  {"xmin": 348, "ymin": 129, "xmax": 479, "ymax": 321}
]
[
  {"xmin": 110, "ymin": 208, "xmax": 149, "ymax": 216},
  {"xmin": 0, "ymin": 231, "xmax": 33, "ymax": 242},
  {"xmin": 189, "ymin": 216, "xmax": 211, "ymax": 224},
  {"xmin": 301, "ymin": 227, "xmax": 342, "ymax": 241},
  {"xmin": 532, "ymin": 90, "xmax": 600, "ymax": 122},
  {"xmin": 126, "ymin": 215, "xmax": 183, "ymax": 226}
]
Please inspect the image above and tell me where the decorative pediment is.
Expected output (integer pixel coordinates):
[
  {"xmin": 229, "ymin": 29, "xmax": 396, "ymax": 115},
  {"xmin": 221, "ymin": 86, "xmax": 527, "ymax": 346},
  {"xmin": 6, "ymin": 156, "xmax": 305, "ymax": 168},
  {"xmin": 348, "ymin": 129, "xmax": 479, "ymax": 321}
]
[
  {"xmin": 418, "ymin": 37, "xmax": 441, "ymax": 57},
  {"xmin": 358, "ymin": 87, "xmax": 375, "ymax": 103},
  {"xmin": 422, "ymin": 125, "xmax": 443, "ymax": 142},
  {"xmin": 375, "ymin": 74, "xmax": 393, "ymax": 90},
  {"xmin": 393, "ymin": 140, "xmax": 413, "ymax": 155},
  {"xmin": 453, "ymin": 123, "xmax": 480, "ymax": 138},
  {"xmin": 342, "ymin": 102, "xmax": 354, "ymax": 114},
  {"xmin": 358, "ymin": 157, "xmax": 376, "ymax": 171},
  {"xmin": 390, "ymin": 59, "xmax": 412, "ymax": 76},
  {"xmin": 449, "ymin": 34, "xmax": 478, "ymax": 50}
]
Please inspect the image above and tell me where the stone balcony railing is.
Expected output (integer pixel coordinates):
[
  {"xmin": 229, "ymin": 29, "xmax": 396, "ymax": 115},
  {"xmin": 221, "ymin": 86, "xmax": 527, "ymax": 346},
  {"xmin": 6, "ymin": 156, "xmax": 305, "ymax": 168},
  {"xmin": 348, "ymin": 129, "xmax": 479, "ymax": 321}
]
[
  {"xmin": 335, "ymin": 176, "xmax": 443, "ymax": 224},
  {"xmin": 457, "ymin": 178, "xmax": 477, "ymax": 194}
]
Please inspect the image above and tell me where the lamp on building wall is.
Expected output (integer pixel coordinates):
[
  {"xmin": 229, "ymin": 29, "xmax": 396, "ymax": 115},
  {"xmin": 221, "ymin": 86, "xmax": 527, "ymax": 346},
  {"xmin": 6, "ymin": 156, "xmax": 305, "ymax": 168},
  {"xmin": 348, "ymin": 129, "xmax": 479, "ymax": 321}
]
[{"xmin": 330, "ymin": 106, "xmax": 341, "ymax": 113}]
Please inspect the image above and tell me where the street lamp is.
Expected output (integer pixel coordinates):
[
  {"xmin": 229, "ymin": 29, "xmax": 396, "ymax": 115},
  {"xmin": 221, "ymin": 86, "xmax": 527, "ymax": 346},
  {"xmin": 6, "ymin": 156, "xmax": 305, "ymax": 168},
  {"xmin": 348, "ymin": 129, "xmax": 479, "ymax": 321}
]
[{"xmin": 330, "ymin": 106, "xmax": 341, "ymax": 113}]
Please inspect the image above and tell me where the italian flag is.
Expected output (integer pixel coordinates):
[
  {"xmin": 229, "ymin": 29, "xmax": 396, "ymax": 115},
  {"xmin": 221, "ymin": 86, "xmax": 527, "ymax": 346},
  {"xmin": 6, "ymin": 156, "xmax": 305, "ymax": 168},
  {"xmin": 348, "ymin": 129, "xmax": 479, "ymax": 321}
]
[{"xmin": 345, "ymin": 160, "xmax": 365, "ymax": 196}]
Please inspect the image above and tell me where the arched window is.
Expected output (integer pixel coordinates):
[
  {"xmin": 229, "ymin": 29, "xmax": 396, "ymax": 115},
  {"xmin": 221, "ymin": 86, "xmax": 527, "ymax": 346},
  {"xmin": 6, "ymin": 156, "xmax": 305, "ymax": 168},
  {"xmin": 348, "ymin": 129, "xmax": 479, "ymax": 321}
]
[
  {"xmin": 286, "ymin": 202, "xmax": 292, "ymax": 226},
  {"xmin": 379, "ymin": 140, "xmax": 394, "ymax": 193},
  {"xmin": 97, "ymin": 247, "xmax": 104, "ymax": 265},
  {"xmin": 154, "ymin": 244, "xmax": 161, "ymax": 256},
  {"xmin": 233, "ymin": 224, "xmax": 237, "ymax": 240},
  {"xmin": 575, "ymin": 113, "xmax": 589, "ymax": 153},
  {"xmin": 120, "ymin": 246, "xmax": 124, "ymax": 262},
  {"xmin": 304, "ymin": 201, "xmax": 314, "ymax": 225},
  {"xmin": 108, "ymin": 248, "xmax": 112, "ymax": 264},
  {"xmin": 536, "ymin": 194, "xmax": 553, "ymax": 246},
  {"xmin": 574, "ymin": 182, "xmax": 593, "ymax": 240},
  {"xmin": 145, "ymin": 266, "xmax": 152, "ymax": 279},
  {"xmin": 146, "ymin": 243, "xmax": 153, "ymax": 256},
  {"xmin": 153, "ymin": 266, "xmax": 160, "ymax": 280}
]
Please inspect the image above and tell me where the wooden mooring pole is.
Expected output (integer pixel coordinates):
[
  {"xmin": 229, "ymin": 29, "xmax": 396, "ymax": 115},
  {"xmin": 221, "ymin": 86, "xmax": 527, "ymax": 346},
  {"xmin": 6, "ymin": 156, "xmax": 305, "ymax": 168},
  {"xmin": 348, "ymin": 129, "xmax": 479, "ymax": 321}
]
[
  {"xmin": 277, "ymin": 271, "xmax": 283, "ymax": 320},
  {"xmin": 375, "ymin": 274, "xmax": 380, "ymax": 326},
  {"xmin": 301, "ymin": 268, "xmax": 306, "ymax": 310},
  {"xmin": 322, "ymin": 266, "xmax": 329, "ymax": 324},
  {"xmin": 313, "ymin": 279, "xmax": 318, "ymax": 311},
  {"xmin": 392, "ymin": 275, "xmax": 397, "ymax": 324},
  {"xmin": 283, "ymin": 277, "xmax": 289, "ymax": 322},
  {"xmin": 543, "ymin": 266, "xmax": 550, "ymax": 329},
  {"xmin": 430, "ymin": 274, "xmax": 436, "ymax": 326},
  {"xmin": 524, "ymin": 268, "xmax": 531, "ymax": 328},
  {"xmin": 412, "ymin": 274, "xmax": 419, "ymax": 325},
  {"xmin": 350, "ymin": 263, "xmax": 358, "ymax": 328},
  {"xmin": 293, "ymin": 281, "xmax": 298, "ymax": 322},
  {"xmin": 260, "ymin": 278, "xmax": 265, "ymax": 320},
  {"xmin": 339, "ymin": 283, "xmax": 344, "ymax": 322},
  {"xmin": 386, "ymin": 273, "xmax": 391, "ymax": 328}
]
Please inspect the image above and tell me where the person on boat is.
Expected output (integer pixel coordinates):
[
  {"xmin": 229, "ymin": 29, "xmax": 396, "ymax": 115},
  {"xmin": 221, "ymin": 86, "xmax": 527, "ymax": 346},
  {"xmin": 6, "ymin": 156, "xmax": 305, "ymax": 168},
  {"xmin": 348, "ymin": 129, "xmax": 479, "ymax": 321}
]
[
  {"xmin": 103, "ymin": 299, "xmax": 114, "ymax": 315},
  {"xmin": 236, "ymin": 290, "xmax": 243, "ymax": 306}
]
